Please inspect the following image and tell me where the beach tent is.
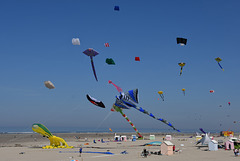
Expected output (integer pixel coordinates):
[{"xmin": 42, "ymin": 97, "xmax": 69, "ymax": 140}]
[
  {"xmin": 196, "ymin": 133, "xmax": 211, "ymax": 145},
  {"xmin": 230, "ymin": 137, "xmax": 238, "ymax": 142},
  {"xmin": 225, "ymin": 140, "xmax": 234, "ymax": 150},
  {"xmin": 165, "ymin": 135, "xmax": 172, "ymax": 140},
  {"xmin": 149, "ymin": 135, "xmax": 155, "ymax": 140},
  {"xmin": 132, "ymin": 135, "xmax": 137, "ymax": 141},
  {"xmin": 121, "ymin": 136, "xmax": 127, "ymax": 142},
  {"xmin": 208, "ymin": 140, "xmax": 218, "ymax": 151},
  {"xmin": 114, "ymin": 135, "xmax": 121, "ymax": 141},
  {"xmin": 161, "ymin": 141, "xmax": 174, "ymax": 155}
]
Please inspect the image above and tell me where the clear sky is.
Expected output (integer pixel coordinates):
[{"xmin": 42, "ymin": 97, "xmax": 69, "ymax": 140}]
[{"xmin": 0, "ymin": 0, "xmax": 240, "ymax": 133}]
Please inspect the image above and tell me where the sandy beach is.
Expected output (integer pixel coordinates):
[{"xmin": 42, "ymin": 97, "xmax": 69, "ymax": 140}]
[{"xmin": 0, "ymin": 132, "xmax": 239, "ymax": 161}]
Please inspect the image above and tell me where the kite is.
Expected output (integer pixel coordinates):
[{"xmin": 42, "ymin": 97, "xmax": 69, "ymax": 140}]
[
  {"xmin": 215, "ymin": 57, "xmax": 224, "ymax": 71},
  {"xmin": 83, "ymin": 48, "xmax": 99, "ymax": 81},
  {"xmin": 178, "ymin": 62, "xmax": 185, "ymax": 76},
  {"xmin": 108, "ymin": 80, "xmax": 123, "ymax": 92},
  {"xmin": 199, "ymin": 128, "xmax": 206, "ymax": 134},
  {"xmin": 135, "ymin": 57, "xmax": 140, "ymax": 61},
  {"xmin": 228, "ymin": 102, "xmax": 231, "ymax": 106},
  {"xmin": 44, "ymin": 81, "xmax": 55, "ymax": 89},
  {"xmin": 113, "ymin": 89, "xmax": 180, "ymax": 132},
  {"xmin": 72, "ymin": 38, "xmax": 80, "ymax": 45},
  {"xmin": 182, "ymin": 88, "xmax": 185, "ymax": 96},
  {"xmin": 114, "ymin": 6, "xmax": 120, "ymax": 11},
  {"xmin": 104, "ymin": 43, "xmax": 110, "ymax": 47},
  {"xmin": 112, "ymin": 104, "xmax": 143, "ymax": 138},
  {"xmin": 176, "ymin": 37, "xmax": 187, "ymax": 46},
  {"xmin": 86, "ymin": 94, "xmax": 105, "ymax": 108},
  {"xmin": 109, "ymin": 128, "xmax": 113, "ymax": 132},
  {"xmin": 209, "ymin": 90, "xmax": 214, "ymax": 93},
  {"xmin": 106, "ymin": 58, "xmax": 115, "ymax": 65},
  {"xmin": 32, "ymin": 123, "xmax": 73, "ymax": 149},
  {"xmin": 158, "ymin": 91, "xmax": 164, "ymax": 101}
]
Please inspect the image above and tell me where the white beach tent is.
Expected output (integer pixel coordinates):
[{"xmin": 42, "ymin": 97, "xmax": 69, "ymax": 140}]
[
  {"xmin": 196, "ymin": 133, "xmax": 211, "ymax": 145},
  {"xmin": 208, "ymin": 140, "xmax": 218, "ymax": 151}
]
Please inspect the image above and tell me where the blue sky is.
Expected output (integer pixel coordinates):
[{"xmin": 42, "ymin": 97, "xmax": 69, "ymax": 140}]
[{"xmin": 0, "ymin": 0, "xmax": 240, "ymax": 133}]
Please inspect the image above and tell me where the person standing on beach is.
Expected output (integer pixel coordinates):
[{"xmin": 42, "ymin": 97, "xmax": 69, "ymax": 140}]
[
  {"xmin": 234, "ymin": 149, "xmax": 238, "ymax": 156},
  {"xmin": 79, "ymin": 146, "xmax": 83, "ymax": 157}
]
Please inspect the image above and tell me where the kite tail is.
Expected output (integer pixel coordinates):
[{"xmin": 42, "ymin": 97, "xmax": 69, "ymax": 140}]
[
  {"xmin": 160, "ymin": 94, "xmax": 164, "ymax": 101},
  {"xmin": 108, "ymin": 80, "xmax": 123, "ymax": 92},
  {"xmin": 132, "ymin": 106, "xmax": 180, "ymax": 132},
  {"xmin": 183, "ymin": 91, "xmax": 185, "ymax": 96},
  {"xmin": 180, "ymin": 67, "xmax": 183, "ymax": 76},
  {"xmin": 218, "ymin": 62, "xmax": 224, "ymax": 71},
  {"xmin": 118, "ymin": 109, "xmax": 143, "ymax": 138},
  {"xmin": 90, "ymin": 56, "xmax": 98, "ymax": 81}
]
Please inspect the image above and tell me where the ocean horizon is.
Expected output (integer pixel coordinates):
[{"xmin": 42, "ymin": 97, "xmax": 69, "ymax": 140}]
[{"xmin": 0, "ymin": 127, "xmax": 226, "ymax": 134}]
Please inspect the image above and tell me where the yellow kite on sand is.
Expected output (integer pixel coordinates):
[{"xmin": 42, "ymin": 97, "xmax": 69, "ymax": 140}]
[{"xmin": 32, "ymin": 123, "xmax": 73, "ymax": 149}]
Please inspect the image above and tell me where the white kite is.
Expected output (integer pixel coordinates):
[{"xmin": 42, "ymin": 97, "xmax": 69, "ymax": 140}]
[
  {"xmin": 72, "ymin": 38, "xmax": 80, "ymax": 45},
  {"xmin": 44, "ymin": 81, "xmax": 55, "ymax": 89}
]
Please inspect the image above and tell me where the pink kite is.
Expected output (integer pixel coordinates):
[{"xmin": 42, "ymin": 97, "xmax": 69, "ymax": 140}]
[{"xmin": 108, "ymin": 80, "xmax": 122, "ymax": 92}]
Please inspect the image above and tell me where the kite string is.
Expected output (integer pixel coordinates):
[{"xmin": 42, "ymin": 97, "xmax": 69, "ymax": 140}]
[{"xmin": 94, "ymin": 111, "xmax": 112, "ymax": 130}]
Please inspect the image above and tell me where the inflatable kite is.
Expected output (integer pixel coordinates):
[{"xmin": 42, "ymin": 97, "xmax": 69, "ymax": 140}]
[
  {"xmin": 108, "ymin": 80, "xmax": 122, "ymax": 92},
  {"xmin": 113, "ymin": 89, "xmax": 180, "ymax": 132},
  {"xmin": 106, "ymin": 58, "xmax": 115, "ymax": 65},
  {"xmin": 215, "ymin": 57, "xmax": 224, "ymax": 71},
  {"xmin": 83, "ymin": 48, "xmax": 99, "ymax": 81},
  {"xmin": 176, "ymin": 37, "xmax": 187, "ymax": 46},
  {"xmin": 44, "ymin": 81, "xmax": 55, "ymax": 89},
  {"xmin": 178, "ymin": 62, "xmax": 185, "ymax": 76},
  {"xmin": 228, "ymin": 102, "xmax": 231, "ymax": 106},
  {"xmin": 158, "ymin": 91, "xmax": 164, "ymax": 101},
  {"xmin": 86, "ymin": 94, "xmax": 105, "ymax": 108},
  {"xmin": 32, "ymin": 123, "xmax": 73, "ymax": 149},
  {"xmin": 72, "ymin": 38, "xmax": 80, "ymax": 45}
]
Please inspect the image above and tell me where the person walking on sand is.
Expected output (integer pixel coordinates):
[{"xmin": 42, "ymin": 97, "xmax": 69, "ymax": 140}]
[{"xmin": 79, "ymin": 146, "xmax": 83, "ymax": 157}]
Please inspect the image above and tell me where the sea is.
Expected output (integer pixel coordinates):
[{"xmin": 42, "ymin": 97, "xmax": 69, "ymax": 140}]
[{"xmin": 0, "ymin": 127, "xmax": 222, "ymax": 134}]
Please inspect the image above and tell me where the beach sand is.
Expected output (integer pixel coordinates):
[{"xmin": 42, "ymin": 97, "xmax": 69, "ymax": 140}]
[{"xmin": 0, "ymin": 133, "xmax": 239, "ymax": 161}]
